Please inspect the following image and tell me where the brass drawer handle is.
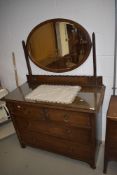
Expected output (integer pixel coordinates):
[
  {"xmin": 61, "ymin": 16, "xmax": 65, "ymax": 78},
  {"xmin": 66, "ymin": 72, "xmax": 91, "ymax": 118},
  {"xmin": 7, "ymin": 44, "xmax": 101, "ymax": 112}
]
[
  {"xmin": 17, "ymin": 105, "xmax": 22, "ymax": 109},
  {"xmin": 64, "ymin": 114, "xmax": 69, "ymax": 122}
]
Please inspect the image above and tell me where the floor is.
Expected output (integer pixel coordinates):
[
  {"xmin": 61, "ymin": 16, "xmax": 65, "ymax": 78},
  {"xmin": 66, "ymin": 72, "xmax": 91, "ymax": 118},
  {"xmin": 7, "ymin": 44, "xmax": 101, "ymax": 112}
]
[
  {"xmin": 0, "ymin": 134, "xmax": 117, "ymax": 175},
  {"xmin": 0, "ymin": 121, "xmax": 15, "ymax": 139}
]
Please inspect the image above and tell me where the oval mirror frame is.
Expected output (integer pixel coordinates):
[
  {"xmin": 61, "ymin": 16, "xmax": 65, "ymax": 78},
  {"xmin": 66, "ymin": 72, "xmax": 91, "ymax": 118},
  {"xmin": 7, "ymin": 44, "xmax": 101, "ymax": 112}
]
[{"xmin": 26, "ymin": 18, "xmax": 92, "ymax": 73}]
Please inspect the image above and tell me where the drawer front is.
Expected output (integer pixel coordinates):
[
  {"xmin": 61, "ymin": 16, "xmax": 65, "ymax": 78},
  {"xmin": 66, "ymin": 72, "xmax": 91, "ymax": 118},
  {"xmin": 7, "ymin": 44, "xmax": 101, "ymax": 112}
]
[
  {"xmin": 108, "ymin": 149, "xmax": 117, "ymax": 161},
  {"xmin": 15, "ymin": 117, "xmax": 91, "ymax": 144},
  {"xmin": 8, "ymin": 103, "xmax": 91, "ymax": 128},
  {"xmin": 8, "ymin": 103, "xmax": 46, "ymax": 121},
  {"xmin": 21, "ymin": 131, "xmax": 91, "ymax": 161},
  {"xmin": 108, "ymin": 142, "xmax": 117, "ymax": 151},
  {"xmin": 108, "ymin": 121, "xmax": 117, "ymax": 141},
  {"xmin": 47, "ymin": 108, "xmax": 91, "ymax": 128}
]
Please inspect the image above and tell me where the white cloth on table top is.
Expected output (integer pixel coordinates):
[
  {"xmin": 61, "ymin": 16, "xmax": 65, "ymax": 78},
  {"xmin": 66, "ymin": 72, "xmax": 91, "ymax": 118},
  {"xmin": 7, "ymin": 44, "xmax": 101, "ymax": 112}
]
[{"xmin": 25, "ymin": 84, "xmax": 81, "ymax": 104}]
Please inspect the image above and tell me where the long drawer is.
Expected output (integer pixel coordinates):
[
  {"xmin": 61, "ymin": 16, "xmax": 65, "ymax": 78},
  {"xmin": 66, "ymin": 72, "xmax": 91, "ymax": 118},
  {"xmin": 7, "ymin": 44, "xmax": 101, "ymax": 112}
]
[
  {"xmin": 14, "ymin": 117, "xmax": 91, "ymax": 144},
  {"xmin": 20, "ymin": 130, "xmax": 91, "ymax": 161},
  {"xmin": 47, "ymin": 108, "xmax": 91, "ymax": 128},
  {"xmin": 8, "ymin": 103, "xmax": 91, "ymax": 128}
]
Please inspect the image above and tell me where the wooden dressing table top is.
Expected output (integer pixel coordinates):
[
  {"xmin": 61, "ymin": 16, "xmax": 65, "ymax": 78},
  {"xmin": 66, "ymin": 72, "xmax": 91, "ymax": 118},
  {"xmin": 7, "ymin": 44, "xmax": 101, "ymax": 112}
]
[{"xmin": 4, "ymin": 81, "xmax": 105, "ymax": 113}]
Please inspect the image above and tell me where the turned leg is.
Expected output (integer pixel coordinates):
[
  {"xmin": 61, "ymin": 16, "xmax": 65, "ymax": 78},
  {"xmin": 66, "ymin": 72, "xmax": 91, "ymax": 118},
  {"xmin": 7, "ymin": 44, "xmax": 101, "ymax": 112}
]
[
  {"xmin": 90, "ymin": 163, "xmax": 96, "ymax": 169},
  {"xmin": 89, "ymin": 159, "xmax": 96, "ymax": 169},
  {"xmin": 103, "ymin": 158, "xmax": 108, "ymax": 174},
  {"xmin": 21, "ymin": 143, "xmax": 26, "ymax": 148},
  {"xmin": 103, "ymin": 142, "xmax": 108, "ymax": 174}
]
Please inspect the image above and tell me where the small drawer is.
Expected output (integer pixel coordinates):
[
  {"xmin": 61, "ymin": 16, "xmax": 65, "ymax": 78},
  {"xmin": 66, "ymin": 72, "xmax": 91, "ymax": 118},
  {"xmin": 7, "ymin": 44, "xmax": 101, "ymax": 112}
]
[
  {"xmin": 47, "ymin": 108, "xmax": 91, "ymax": 128},
  {"xmin": 7, "ymin": 103, "xmax": 46, "ymax": 121}
]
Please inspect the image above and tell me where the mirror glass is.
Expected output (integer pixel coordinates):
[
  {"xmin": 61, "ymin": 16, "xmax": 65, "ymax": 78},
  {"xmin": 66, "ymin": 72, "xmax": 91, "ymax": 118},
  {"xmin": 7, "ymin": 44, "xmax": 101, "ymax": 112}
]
[{"xmin": 26, "ymin": 19, "xmax": 91, "ymax": 72}]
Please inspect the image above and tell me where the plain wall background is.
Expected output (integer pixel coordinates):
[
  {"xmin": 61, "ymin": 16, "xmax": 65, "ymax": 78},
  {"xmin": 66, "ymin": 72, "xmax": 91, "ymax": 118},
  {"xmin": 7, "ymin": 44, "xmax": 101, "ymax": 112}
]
[{"xmin": 0, "ymin": 0, "xmax": 115, "ymax": 140}]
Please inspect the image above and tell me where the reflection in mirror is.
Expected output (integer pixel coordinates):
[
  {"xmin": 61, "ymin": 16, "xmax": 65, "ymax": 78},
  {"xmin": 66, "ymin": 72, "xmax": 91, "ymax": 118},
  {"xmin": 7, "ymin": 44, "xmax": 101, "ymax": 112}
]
[{"xmin": 26, "ymin": 19, "xmax": 91, "ymax": 72}]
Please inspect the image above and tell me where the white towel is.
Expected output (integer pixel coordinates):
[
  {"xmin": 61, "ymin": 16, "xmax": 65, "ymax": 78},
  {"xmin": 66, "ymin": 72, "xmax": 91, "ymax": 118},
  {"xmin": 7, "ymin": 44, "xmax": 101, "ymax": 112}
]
[{"xmin": 25, "ymin": 84, "xmax": 81, "ymax": 104}]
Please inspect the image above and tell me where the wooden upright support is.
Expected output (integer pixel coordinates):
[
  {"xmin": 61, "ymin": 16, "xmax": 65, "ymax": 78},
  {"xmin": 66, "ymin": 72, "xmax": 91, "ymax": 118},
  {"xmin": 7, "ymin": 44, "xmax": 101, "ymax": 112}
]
[
  {"xmin": 22, "ymin": 40, "xmax": 32, "ymax": 76},
  {"xmin": 92, "ymin": 32, "xmax": 97, "ymax": 77}
]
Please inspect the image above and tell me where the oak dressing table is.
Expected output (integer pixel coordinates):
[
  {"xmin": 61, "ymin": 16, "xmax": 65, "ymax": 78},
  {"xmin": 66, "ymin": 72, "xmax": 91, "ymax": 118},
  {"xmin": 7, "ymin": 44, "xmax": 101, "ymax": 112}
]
[{"xmin": 4, "ymin": 18, "xmax": 105, "ymax": 168}]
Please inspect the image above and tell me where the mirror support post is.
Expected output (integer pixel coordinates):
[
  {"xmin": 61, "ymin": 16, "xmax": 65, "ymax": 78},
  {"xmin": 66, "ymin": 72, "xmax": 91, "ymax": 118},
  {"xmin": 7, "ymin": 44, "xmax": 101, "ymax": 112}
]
[
  {"xmin": 92, "ymin": 33, "xmax": 97, "ymax": 77},
  {"xmin": 22, "ymin": 40, "xmax": 32, "ymax": 76}
]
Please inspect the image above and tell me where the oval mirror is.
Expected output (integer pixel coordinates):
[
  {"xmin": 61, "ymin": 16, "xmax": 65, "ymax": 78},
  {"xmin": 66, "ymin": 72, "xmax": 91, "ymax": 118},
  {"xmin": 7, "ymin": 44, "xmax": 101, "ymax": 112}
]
[{"xmin": 26, "ymin": 18, "xmax": 92, "ymax": 73}]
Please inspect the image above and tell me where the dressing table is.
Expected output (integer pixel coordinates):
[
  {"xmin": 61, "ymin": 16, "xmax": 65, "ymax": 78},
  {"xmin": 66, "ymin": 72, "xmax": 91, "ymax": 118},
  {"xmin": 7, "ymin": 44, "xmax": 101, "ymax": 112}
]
[{"xmin": 4, "ymin": 18, "xmax": 105, "ymax": 168}]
